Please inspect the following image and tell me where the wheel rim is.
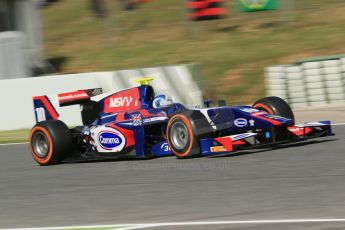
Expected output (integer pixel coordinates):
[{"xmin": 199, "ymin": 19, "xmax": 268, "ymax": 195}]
[
  {"xmin": 32, "ymin": 131, "xmax": 50, "ymax": 158},
  {"xmin": 170, "ymin": 121, "xmax": 189, "ymax": 150}
]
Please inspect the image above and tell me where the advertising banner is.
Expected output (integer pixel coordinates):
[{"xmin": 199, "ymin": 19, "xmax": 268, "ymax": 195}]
[{"xmin": 238, "ymin": 0, "xmax": 279, "ymax": 12}]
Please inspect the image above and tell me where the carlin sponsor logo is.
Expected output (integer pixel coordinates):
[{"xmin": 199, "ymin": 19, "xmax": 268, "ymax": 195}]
[
  {"xmin": 58, "ymin": 92, "xmax": 89, "ymax": 102},
  {"xmin": 234, "ymin": 118, "xmax": 248, "ymax": 127},
  {"xmin": 98, "ymin": 131, "xmax": 123, "ymax": 150}
]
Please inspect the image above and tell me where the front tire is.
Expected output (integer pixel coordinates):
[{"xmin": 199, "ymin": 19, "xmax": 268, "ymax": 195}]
[
  {"xmin": 253, "ymin": 96, "xmax": 295, "ymax": 120},
  {"xmin": 253, "ymin": 96, "xmax": 295, "ymax": 142},
  {"xmin": 167, "ymin": 111, "xmax": 213, "ymax": 159},
  {"xmin": 30, "ymin": 120, "xmax": 73, "ymax": 166}
]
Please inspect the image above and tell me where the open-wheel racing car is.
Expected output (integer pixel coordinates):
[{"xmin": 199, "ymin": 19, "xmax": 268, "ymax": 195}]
[{"xmin": 29, "ymin": 77, "xmax": 334, "ymax": 165}]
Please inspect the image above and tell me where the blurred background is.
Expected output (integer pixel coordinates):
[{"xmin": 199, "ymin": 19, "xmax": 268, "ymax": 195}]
[{"xmin": 1, "ymin": 0, "xmax": 345, "ymax": 105}]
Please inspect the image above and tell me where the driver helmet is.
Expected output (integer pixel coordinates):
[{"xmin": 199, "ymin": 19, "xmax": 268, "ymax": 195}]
[{"xmin": 152, "ymin": 94, "xmax": 173, "ymax": 109}]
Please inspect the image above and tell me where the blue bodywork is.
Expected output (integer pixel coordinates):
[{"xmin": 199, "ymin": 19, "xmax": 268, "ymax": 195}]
[{"xmin": 79, "ymin": 84, "xmax": 298, "ymax": 158}]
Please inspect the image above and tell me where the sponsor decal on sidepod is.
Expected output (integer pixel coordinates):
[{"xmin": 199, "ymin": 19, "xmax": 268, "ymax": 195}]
[
  {"xmin": 103, "ymin": 88, "xmax": 141, "ymax": 113},
  {"xmin": 109, "ymin": 96, "xmax": 134, "ymax": 108},
  {"xmin": 98, "ymin": 131, "xmax": 126, "ymax": 151}
]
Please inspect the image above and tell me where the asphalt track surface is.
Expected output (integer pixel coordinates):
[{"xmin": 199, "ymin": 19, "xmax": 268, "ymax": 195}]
[{"xmin": 1, "ymin": 126, "xmax": 345, "ymax": 229}]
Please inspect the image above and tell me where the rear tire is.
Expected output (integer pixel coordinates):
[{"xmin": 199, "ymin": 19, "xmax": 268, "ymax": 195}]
[
  {"xmin": 30, "ymin": 120, "xmax": 73, "ymax": 166},
  {"xmin": 167, "ymin": 111, "xmax": 212, "ymax": 159}
]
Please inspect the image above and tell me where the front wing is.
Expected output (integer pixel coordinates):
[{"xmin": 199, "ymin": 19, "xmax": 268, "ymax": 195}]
[{"xmin": 199, "ymin": 120, "xmax": 333, "ymax": 157}]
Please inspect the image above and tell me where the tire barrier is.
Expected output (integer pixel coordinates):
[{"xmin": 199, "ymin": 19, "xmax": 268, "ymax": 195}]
[{"xmin": 266, "ymin": 56, "xmax": 345, "ymax": 108}]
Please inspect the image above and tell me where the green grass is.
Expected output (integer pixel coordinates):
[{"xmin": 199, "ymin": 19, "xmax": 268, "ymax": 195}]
[
  {"xmin": 41, "ymin": 0, "xmax": 345, "ymax": 104},
  {"xmin": 0, "ymin": 130, "xmax": 29, "ymax": 144}
]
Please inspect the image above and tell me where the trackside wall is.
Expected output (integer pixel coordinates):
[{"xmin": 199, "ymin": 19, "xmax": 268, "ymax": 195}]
[{"xmin": 0, "ymin": 64, "xmax": 203, "ymax": 131}]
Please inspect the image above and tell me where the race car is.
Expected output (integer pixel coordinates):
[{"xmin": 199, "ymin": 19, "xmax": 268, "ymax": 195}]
[{"xmin": 29, "ymin": 77, "xmax": 333, "ymax": 165}]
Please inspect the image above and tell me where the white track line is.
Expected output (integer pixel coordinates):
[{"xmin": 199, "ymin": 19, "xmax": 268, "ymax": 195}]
[
  {"xmin": 133, "ymin": 219, "xmax": 345, "ymax": 228},
  {"xmin": 332, "ymin": 122, "xmax": 345, "ymax": 126},
  {"xmin": 0, "ymin": 225, "xmax": 136, "ymax": 230},
  {"xmin": 117, "ymin": 225, "xmax": 157, "ymax": 230},
  {"xmin": 5, "ymin": 219, "xmax": 345, "ymax": 230},
  {"xmin": 0, "ymin": 142, "xmax": 29, "ymax": 146}
]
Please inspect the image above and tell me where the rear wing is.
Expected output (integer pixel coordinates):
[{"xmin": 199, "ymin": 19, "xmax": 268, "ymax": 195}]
[
  {"xmin": 33, "ymin": 88, "xmax": 102, "ymax": 123},
  {"xmin": 58, "ymin": 88, "xmax": 102, "ymax": 106}
]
